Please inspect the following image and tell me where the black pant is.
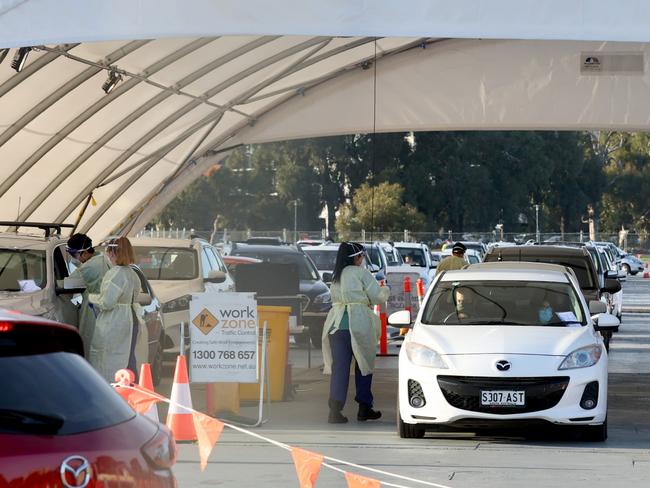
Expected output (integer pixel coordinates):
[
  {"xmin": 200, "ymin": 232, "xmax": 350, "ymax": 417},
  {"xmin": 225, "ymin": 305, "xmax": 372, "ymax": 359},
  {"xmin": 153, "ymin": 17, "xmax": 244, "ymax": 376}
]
[{"xmin": 127, "ymin": 311, "xmax": 139, "ymax": 383}]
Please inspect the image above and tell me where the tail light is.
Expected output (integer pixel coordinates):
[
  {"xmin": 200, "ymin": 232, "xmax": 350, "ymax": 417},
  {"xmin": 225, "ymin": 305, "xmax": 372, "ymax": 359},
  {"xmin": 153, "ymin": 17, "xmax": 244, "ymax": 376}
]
[
  {"xmin": 0, "ymin": 322, "xmax": 14, "ymax": 332},
  {"xmin": 142, "ymin": 425, "xmax": 177, "ymax": 469}
]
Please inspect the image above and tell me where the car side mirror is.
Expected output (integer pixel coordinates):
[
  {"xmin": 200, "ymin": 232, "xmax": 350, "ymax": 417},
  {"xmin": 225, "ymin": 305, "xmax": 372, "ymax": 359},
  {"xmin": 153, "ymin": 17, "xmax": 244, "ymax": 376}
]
[
  {"xmin": 205, "ymin": 270, "xmax": 226, "ymax": 283},
  {"xmin": 602, "ymin": 278, "xmax": 621, "ymax": 294},
  {"xmin": 322, "ymin": 271, "xmax": 333, "ymax": 283},
  {"xmin": 589, "ymin": 300, "xmax": 607, "ymax": 315},
  {"xmin": 368, "ymin": 264, "xmax": 380, "ymax": 273},
  {"xmin": 137, "ymin": 292, "xmax": 152, "ymax": 306},
  {"xmin": 593, "ymin": 313, "xmax": 620, "ymax": 331},
  {"xmin": 388, "ymin": 310, "xmax": 412, "ymax": 327},
  {"xmin": 605, "ymin": 270, "xmax": 618, "ymax": 280}
]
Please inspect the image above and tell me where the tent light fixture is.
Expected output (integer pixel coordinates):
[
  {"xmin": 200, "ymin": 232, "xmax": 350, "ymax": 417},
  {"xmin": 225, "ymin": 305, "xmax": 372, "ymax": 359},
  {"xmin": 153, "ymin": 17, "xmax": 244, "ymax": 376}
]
[
  {"xmin": 102, "ymin": 69, "xmax": 123, "ymax": 94},
  {"xmin": 11, "ymin": 47, "xmax": 32, "ymax": 72},
  {"xmin": 0, "ymin": 49, "xmax": 8, "ymax": 65}
]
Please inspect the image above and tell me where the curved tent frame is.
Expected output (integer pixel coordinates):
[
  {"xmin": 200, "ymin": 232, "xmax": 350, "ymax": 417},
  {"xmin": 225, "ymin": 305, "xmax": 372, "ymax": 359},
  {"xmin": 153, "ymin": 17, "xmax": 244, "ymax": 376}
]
[{"xmin": 1, "ymin": 1, "xmax": 649, "ymax": 239}]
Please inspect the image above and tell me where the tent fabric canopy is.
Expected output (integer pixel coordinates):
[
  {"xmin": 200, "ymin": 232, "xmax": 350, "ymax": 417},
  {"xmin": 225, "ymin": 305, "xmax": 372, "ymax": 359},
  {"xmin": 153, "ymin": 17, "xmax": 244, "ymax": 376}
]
[{"xmin": 1, "ymin": 1, "xmax": 650, "ymax": 240}]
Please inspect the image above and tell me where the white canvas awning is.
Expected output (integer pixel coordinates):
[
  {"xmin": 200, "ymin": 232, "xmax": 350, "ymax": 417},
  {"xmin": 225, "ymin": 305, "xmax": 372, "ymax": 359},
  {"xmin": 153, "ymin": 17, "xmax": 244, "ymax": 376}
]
[{"xmin": 1, "ymin": 0, "xmax": 650, "ymax": 239}]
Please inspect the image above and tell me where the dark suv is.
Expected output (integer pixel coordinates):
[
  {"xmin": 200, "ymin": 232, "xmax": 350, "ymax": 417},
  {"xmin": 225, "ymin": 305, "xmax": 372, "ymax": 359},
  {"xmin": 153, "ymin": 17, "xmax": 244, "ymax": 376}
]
[
  {"xmin": 229, "ymin": 244, "xmax": 332, "ymax": 348},
  {"xmin": 483, "ymin": 245, "xmax": 621, "ymax": 347}
]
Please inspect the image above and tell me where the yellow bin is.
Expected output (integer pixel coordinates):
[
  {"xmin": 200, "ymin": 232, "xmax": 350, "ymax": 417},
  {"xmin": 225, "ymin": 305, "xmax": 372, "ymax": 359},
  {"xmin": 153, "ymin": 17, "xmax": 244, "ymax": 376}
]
[{"xmin": 239, "ymin": 305, "xmax": 291, "ymax": 402}]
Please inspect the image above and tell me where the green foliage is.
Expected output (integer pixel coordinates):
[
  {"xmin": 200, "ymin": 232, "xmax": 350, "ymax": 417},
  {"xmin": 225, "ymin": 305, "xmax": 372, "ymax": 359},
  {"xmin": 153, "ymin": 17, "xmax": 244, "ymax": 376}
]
[
  {"xmin": 335, "ymin": 182, "xmax": 427, "ymax": 238},
  {"xmin": 156, "ymin": 130, "xmax": 650, "ymax": 236}
]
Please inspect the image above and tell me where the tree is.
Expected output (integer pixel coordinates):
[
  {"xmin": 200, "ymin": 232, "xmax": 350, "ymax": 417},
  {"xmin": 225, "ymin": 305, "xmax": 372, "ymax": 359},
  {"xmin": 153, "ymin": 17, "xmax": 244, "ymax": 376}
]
[{"xmin": 335, "ymin": 182, "xmax": 426, "ymax": 238}]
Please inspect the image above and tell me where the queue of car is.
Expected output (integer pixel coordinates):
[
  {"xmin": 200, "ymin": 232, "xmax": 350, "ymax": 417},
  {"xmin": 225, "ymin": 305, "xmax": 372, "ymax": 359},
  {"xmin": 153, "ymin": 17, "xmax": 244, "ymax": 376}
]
[{"xmin": 0, "ymin": 225, "xmax": 634, "ymax": 449}]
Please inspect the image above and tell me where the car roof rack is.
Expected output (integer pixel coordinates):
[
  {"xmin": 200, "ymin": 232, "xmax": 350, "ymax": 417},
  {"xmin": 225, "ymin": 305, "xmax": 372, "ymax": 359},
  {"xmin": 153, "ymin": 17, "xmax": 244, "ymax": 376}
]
[{"xmin": 0, "ymin": 221, "xmax": 75, "ymax": 238}]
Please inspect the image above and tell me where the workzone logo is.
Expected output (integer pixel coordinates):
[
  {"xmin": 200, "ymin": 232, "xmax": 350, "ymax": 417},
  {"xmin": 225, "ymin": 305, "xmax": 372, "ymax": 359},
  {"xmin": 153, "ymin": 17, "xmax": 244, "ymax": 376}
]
[{"xmin": 216, "ymin": 305, "xmax": 257, "ymax": 336}]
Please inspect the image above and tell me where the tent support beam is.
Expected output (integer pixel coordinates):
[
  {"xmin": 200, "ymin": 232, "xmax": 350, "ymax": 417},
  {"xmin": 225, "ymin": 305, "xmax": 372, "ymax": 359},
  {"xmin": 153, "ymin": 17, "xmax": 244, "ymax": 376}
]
[
  {"xmin": 0, "ymin": 38, "xmax": 217, "ymax": 199},
  {"xmin": 40, "ymin": 37, "xmax": 330, "ymax": 223},
  {"xmin": 0, "ymin": 40, "xmax": 150, "ymax": 148}
]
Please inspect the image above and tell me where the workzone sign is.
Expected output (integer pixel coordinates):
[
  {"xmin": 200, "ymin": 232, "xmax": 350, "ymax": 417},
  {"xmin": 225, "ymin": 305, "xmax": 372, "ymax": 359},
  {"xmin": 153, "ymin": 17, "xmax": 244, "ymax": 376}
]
[{"xmin": 189, "ymin": 292, "xmax": 258, "ymax": 383}]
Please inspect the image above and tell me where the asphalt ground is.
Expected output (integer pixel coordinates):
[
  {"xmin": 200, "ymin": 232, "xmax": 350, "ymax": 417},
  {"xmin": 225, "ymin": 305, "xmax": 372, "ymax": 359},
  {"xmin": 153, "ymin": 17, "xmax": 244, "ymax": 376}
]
[{"xmin": 159, "ymin": 276, "xmax": 650, "ymax": 487}]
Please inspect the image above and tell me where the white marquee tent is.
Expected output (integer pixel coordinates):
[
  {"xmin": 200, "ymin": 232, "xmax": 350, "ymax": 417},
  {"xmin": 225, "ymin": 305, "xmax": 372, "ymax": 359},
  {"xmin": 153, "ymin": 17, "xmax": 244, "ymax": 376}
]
[{"xmin": 1, "ymin": 0, "xmax": 650, "ymax": 239}]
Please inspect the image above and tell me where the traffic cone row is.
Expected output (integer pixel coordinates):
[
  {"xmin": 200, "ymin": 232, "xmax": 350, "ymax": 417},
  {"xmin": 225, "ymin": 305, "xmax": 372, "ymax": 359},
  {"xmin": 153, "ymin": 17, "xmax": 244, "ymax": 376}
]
[
  {"xmin": 374, "ymin": 280, "xmax": 389, "ymax": 354},
  {"xmin": 139, "ymin": 363, "xmax": 159, "ymax": 423},
  {"xmin": 400, "ymin": 277, "xmax": 412, "ymax": 336},
  {"xmin": 416, "ymin": 278, "xmax": 425, "ymax": 308},
  {"xmin": 166, "ymin": 355, "xmax": 197, "ymax": 441},
  {"xmin": 114, "ymin": 355, "xmax": 197, "ymax": 442}
]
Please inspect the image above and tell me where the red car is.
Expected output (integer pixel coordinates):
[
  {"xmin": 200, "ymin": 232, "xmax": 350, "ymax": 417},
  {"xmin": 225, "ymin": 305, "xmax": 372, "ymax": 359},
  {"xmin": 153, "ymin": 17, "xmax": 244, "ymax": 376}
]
[{"xmin": 0, "ymin": 310, "xmax": 177, "ymax": 487}]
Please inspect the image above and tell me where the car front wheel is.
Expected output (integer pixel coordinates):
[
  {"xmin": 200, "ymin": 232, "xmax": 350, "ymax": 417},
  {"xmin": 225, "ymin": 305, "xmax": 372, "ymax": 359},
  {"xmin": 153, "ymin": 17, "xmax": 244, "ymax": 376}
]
[
  {"xmin": 397, "ymin": 399, "xmax": 425, "ymax": 439},
  {"xmin": 580, "ymin": 417, "xmax": 607, "ymax": 442}
]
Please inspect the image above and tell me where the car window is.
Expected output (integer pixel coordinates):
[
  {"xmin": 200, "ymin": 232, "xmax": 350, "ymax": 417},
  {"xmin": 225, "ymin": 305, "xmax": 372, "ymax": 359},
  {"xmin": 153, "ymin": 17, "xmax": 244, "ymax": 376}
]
[
  {"xmin": 232, "ymin": 251, "xmax": 320, "ymax": 281},
  {"xmin": 133, "ymin": 246, "xmax": 198, "ymax": 280},
  {"xmin": 204, "ymin": 247, "xmax": 227, "ymax": 274},
  {"xmin": 303, "ymin": 250, "xmax": 338, "ymax": 271},
  {"xmin": 422, "ymin": 280, "xmax": 586, "ymax": 326},
  {"xmin": 200, "ymin": 248, "xmax": 213, "ymax": 278},
  {"xmin": 365, "ymin": 247, "xmax": 382, "ymax": 269},
  {"xmin": 0, "ymin": 352, "xmax": 135, "ymax": 435},
  {"xmin": 486, "ymin": 253, "xmax": 596, "ymax": 290},
  {"xmin": 0, "ymin": 249, "xmax": 47, "ymax": 292},
  {"xmin": 209, "ymin": 247, "xmax": 229, "ymax": 273},
  {"xmin": 53, "ymin": 245, "xmax": 70, "ymax": 281}
]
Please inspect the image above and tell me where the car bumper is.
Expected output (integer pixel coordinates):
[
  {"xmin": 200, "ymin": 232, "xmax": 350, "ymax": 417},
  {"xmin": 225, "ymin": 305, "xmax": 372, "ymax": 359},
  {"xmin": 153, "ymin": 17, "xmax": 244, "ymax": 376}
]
[
  {"xmin": 161, "ymin": 310, "xmax": 190, "ymax": 350},
  {"xmin": 399, "ymin": 351, "xmax": 608, "ymax": 427}
]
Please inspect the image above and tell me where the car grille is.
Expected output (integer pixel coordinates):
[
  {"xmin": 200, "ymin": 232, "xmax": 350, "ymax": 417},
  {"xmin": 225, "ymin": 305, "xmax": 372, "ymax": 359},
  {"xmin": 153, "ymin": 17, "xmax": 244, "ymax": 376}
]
[{"xmin": 437, "ymin": 376, "xmax": 570, "ymax": 414}]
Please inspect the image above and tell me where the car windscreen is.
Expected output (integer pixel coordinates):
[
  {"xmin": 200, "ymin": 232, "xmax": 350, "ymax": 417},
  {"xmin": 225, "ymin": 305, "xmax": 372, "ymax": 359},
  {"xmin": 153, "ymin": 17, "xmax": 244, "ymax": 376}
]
[
  {"xmin": 0, "ymin": 249, "xmax": 46, "ymax": 292},
  {"xmin": 133, "ymin": 246, "xmax": 198, "ymax": 281},
  {"xmin": 396, "ymin": 248, "xmax": 427, "ymax": 267},
  {"xmin": 0, "ymin": 352, "xmax": 135, "ymax": 435},
  {"xmin": 232, "ymin": 251, "xmax": 320, "ymax": 281},
  {"xmin": 421, "ymin": 280, "xmax": 586, "ymax": 326},
  {"xmin": 364, "ymin": 247, "xmax": 383, "ymax": 269},
  {"xmin": 303, "ymin": 250, "xmax": 338, "ymax": 271},
  {"xmin": 382, "ymin": 247, "xmax": 402, "ymax": 266}
]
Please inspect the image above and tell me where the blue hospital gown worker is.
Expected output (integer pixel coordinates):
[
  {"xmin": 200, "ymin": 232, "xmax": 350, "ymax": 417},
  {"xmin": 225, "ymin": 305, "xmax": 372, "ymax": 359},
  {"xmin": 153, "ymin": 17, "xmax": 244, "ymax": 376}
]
[
  {"xmin": 66, "ymin": 233, "xmax": 112, "ymax": 357},
  {"xmin": 88, "ymin": 237, "xmax": 143, "ymax": 383},
  {"xmin": 322, "ymin": 242, "xmax": 390, "ymax": 424}
]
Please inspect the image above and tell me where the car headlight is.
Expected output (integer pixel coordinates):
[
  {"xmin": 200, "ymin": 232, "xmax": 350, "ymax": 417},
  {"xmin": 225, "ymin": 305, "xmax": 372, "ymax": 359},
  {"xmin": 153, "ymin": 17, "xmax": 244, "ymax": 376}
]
[
  {"xmin": 558, "ymin": 345, "xmax": 602, "ymax": 370},
  {"xmin": 313, "ymin": 292, "xmax": 331, "ymax": 304},
  {"xmin": 404, "ymin": 341, "xmax": 448, "ymax": 369},
  {"xmin": 162, "ymin": 294, "xmax": 191, "ymax": 313}
]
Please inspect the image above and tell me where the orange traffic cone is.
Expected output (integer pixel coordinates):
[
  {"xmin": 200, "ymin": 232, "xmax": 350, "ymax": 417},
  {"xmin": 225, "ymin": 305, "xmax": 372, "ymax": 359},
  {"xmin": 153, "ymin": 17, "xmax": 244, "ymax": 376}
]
[
  {"xmin": 139, "ymin": 363, "xmax": 160, "ymax": 423},
  {"xmin": 114, "ymin": 368, "xmax": 136, "ymax": 403},
  {"xmin": 166, "ymin": 355, "xmax": 197, "ymax": 442}
]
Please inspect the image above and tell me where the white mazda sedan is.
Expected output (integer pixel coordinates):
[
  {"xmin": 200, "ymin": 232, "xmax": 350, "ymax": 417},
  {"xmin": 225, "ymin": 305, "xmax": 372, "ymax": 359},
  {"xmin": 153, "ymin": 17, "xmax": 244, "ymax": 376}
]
[{"xmin": 390, "ymin": 262, "xmax": 619, "ymax": 441}]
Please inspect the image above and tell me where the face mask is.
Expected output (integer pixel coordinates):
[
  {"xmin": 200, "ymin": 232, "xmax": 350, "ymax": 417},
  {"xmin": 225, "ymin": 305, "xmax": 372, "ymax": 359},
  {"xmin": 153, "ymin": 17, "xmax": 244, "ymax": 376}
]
[
  {"xmin": 70, "ymin": 257, "xmax": 81, "ymax": 267},
  {"xmin": 538, "ymin": 306, "xmax": 553, "ymax": 323}
]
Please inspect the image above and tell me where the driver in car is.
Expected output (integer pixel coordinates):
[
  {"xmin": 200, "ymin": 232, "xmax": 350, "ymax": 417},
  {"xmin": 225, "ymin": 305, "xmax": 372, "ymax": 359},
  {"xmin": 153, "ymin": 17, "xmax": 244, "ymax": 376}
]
[
  {"xmin": 538, "ymin": 299, "xmax": 554, "ymax": 324},
  {"xmin": 453, "ymin": 287, "xmax": 477, "ymax": 320}
]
